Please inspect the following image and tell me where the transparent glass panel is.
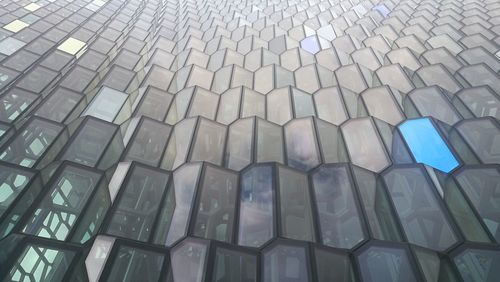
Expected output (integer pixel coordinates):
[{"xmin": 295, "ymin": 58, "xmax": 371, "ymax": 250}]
[
  {"xmin": 106, "ymin": 165, "xmax": 169, "ymax": 242},
  {"xmin": 0, "ymin": 118, "xmax": 64, "ymax": 168},
  {"xmin": 285, "ymin": 118, "xmax": 320, "ymax": 171},
  {"xmin": 0, "ymin": 89, "xmax": 38, "ymax": 123},
  {"xmin": 154, "ymin": 163, "xmax": 201, "ymax": 246},
  {"xmin": 35, "ymin": 88, "xmax": 83, "ymax": 123},
  {"xmin": 256, "ymin": 119, "xmax": 283, "ymax": 163},
  {"xmin": 123, "ymin": 119, "xmax": 171, "ymax": 167},
  {"xmin": 190, "ymin": 119, "xmax": 226, "ymax": 165},
  {"xmin": 278, "ymin": 166, "xmax": 315, "ymax": 241},
  {"xmin": 341, "ymin": 118, "xmax": 390, "ymax": 172},
  {"xmin": 60, "ymin": 118, "xmax": 117, "ymax": 167},
  {"xmin": 226, "ymin": 118, "xmax": 253, "ymax": 171},
  {"xmin": 315, "ymin": 248, "xmax": 354, "ymax": 282},
  {"xmin": 213, "ymin": 247, "xmax": 257, "ymax": 282},
  {"xmin": 171, "ymin": 239, "xmax": 208, "ymax": 282},
  {"xmin": 162, "ymin": 118, "xmax": 196, "ymax": 170},
  {"xmin": 455, "ymin": 119, "xmax": 500, "ymax": 164},
  {"xmin": 22, "ymin": 165, "xmax": 101, "ymax": 241},
  {"xmin": 263, "ymin": 243, "xmax": 310, "ymax": 282},
  {"xmin": 453, "ymin": 248, "xmax": 500, "ymax": 282},
  {"xmin": 193, "ymin": 166, "xmax": 237, "ymax": 242},
  {"xmin": 238, "ymin": 165, "xmax": 274, "ymax": 247},
  {"xmin": 311, "ymin": 165, "xmax": 365, "ymax": 248},
  {"xmin": 6, "ymin": 244, "xmax": 75, "ymax": 282},
  {"xmin": 383, "ymin": 166, "xmax": 458, "ymax": 251},
  {"xmin": 455, "ymin": 167, "xmax": 500, "ymax": 242},
  {"xmin": 105, "ymin": 246, "xmax": 165, "ymax": 282},
  {"xmin": 357, "ymin": 245, "xmax": 418, "ymax": 282}
]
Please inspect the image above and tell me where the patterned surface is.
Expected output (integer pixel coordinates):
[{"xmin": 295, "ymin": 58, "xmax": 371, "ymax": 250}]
[{"xmin": 0, "ymin": 0, "xmax": 499, "ymax": 281}]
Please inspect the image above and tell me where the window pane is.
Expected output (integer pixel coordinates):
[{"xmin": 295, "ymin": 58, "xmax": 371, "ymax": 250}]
[
  {"xmin": 238, "ymin": 165, "xmax": 274, "ymax": 247},
  {"xmin": 193, "ymin": 166, "xmax": 237, "ymax": 242}
]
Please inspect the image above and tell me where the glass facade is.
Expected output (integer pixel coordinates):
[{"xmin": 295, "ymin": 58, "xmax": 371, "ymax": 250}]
[{"xmin": 0, "ymin": 0, "xmax": 498, "ymax": 281}]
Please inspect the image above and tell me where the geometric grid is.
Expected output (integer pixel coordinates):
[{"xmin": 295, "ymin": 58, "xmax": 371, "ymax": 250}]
[{"xmin": 0, "ymin": 0, "xmax": 499, "ymax": 281}]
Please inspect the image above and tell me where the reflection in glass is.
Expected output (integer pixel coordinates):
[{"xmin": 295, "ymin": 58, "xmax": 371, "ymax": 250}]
[
  {"xmin": 312, "ymin": 165, "xmax": 365, "ymax": 248},
  {"xmin": 171, "ymin": 239, "xmax": 208, "ymax": 282},
  {"xmin": 193, "ymin": 166, "xmax": 237, "ymax": 242},
  {"xmin": 357, "ymin": 245, "xmax": 418, "ymax": 282},
  {"xmin": 106, "ymin": 165, "xmax": 169, "ymax": 242},
  {"xmin": 285, "ymin": 118, "xmax": 320, "ymax": 171},
  {"xmin": 263, "ymin": 243, "xmax": 310, "ymax": 282},
  {"xmin": 238, "ymin": 165, "xmax": 274, "ymax": 247},
  {"xmin": 278, "ymin": 166, "xmax": 315, "ymax": 241}
]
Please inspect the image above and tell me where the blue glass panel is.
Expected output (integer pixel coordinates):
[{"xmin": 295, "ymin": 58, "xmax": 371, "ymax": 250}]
[
  {"xmin": 373, "ymin": 4, "xmax": 390, "ymax": 17},
  {"xmin": 398, "ymin": 118, "xmax": 459, "ymax": 173},
  {"xmin": 300, "ymin": 36, "xmax": 320, "ymax": 54}
]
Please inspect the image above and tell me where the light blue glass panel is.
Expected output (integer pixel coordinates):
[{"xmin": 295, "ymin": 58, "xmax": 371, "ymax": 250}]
[
  {"xmin": 300, "ymin": 36, "xmax": 320, "ymax": 54},
  {"xmin": 398, "ymin": 118, "xmax": 459, "ymax": 173},
  {"xmin": 373, "ymin": 4, "xmax": 390, "ymax": 17}
]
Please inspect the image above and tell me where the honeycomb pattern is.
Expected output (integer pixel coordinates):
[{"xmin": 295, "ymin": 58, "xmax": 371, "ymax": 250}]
[{"xmin": 0, "ymin": 0, "xmax": 499, "ymax": 281}]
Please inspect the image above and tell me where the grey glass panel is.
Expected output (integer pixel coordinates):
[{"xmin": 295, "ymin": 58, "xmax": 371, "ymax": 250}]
[
  {"xmin": 278, "ymin": 166, "xmax": 315, "ymax": 241},
  {"xmin": 455, "ymin": 119, "xmax": 499, "ymax": 164},
  {"xmin": 188, "ymin": 88, "xmax": 219, "ymax": 119},
  {"xmin": 35, "ymin": 88, "xmax": 83, "ymax": 123},
  {"xmin": 238, "ymin": 165, "xmax": 274, "ymax": 247},
  {"xmin": 311, "ymin": 165, "xmax": 365, "ymax": 248},
  {"xmin": 134, "ymin": 87, "xmax": 173, "ymax": 121},
  {"xmin": 341, "ymin": 118, "xmax": 390, "ymax": 172},
  {"xmin": 361, "ymin": 86, "xmax": 404, "ymax": 125},
  {"xmin": 0, "ymin": 89, "xmax": 38, "ymax": 123},
  {"xmin": 82, "ymin": 87, "xmax": 128, "ymax": 122},
  {"xmin": 351, "ymin": 166, "xmax": 402, "ymax": 241},
  {"xmin": 106, "ymin": 165, "xmax": 169, "ymax": 242},
  {"xmin": 357, "ymin": 245, "xmax": 418, "ymax": 282},
  {"xmin": 155, "ymin": 163, "xmax": 201, "ymax": 246},
  {"xmin": 407, "ymin": 86, "xmax": 461, "ymax": 125},
  {"xmin": 267, "ymin": 88, "xmax": 292, "ymax": 125},
  {"xmin": 213, "ymin": 247, "xmax": 257, "ymax": 282},
  {"xmin": 60, "ymin": 118, "xmax": 117, "ymax": 167},
  {"xmin": 23, "ymin": 165, "xmax": 101, "ymax": 241},
  {"xmin": 285, "ymin": 118, "xmax": 320, "ymax": 171},
  {"xmin": 217, "ymin": 88, "xmax": 241, "ymax": 124},
  {"xmin": 193, "ymin": 166, "xmax": 237, "ymax": 242},
  {"xmin": 0, "ymin": 118, "xmax": 64, "ymax": 168},
  {"xmin": 256, "ymin": 119, "xmax": 283, "ymax": 163},
  {"xmin": 453, "ymin": 248, "xmax": 500, "ymax": 282},
  {"xmin": 455, "ymin": 167, "xmax": 500, "ymax": 241},
  {"xmin": 162, "ymin": 118, "xmax": 196, "ymax": 170},
  {"xmin": 106, "ymin": 246, "xmax": 165, "ymax": 282},
  {"xmin": 171, "ymin": 239, "xmax": 208, "ymax": 282},
  {"xmin": 314, "ymin": 87, "xmax": 349, "ymax": 125},
  {"xmin": 383, "ymin": 166, "xmax": 458, "ymax": 251},
  {"xmin": 190, "ymin": 119, "xmax": 226, "ymax": 165},
  {"xmin": 455, "ymin": 87, "xmax": 499, "ymax": 119},
  {"xmin": 123, "ymin": 119, "xmax": 171, "ymax": 167},
  {"xmin": 263, "ymin": 244, "xmax": 310, "ymax": 282},
  {"xmin": 315, "ymin": 248, "xmax": 354, "ymax": 282},
  {"xmin": 226, "ymin": 118, "xmax": 253, "ymax": 171},
  {"xmin": 241, "ymin": 89, "xmax": 265, "ymax": 119}
]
